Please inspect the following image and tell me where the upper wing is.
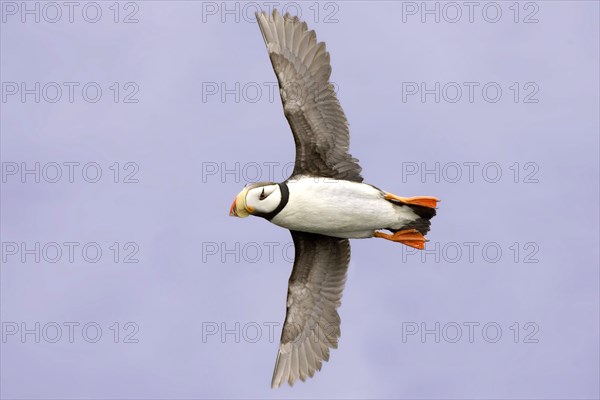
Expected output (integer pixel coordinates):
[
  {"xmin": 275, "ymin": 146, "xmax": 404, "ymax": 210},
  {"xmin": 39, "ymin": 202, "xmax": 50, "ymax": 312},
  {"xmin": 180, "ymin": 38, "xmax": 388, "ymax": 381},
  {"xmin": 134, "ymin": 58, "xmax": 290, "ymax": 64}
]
[
  {"xmin": 256, "ymin": 10, "xmax": 363, "ymax": 183},
  {"xmin": 271, "ymin": 231, "xmax": 350, "ymax": 388}
]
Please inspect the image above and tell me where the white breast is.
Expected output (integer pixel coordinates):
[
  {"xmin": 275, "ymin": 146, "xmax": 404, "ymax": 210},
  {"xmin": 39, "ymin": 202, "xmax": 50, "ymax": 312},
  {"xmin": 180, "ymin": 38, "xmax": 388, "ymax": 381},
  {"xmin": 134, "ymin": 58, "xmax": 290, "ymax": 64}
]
[{"xmin": 270, "ymin": 176, "xmax": 417, "ymax": 238}]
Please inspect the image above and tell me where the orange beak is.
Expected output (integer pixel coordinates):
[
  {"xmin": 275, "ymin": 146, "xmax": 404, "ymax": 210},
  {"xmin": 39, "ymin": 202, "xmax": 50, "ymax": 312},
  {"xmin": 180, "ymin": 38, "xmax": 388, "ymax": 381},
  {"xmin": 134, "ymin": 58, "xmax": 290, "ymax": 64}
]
[
  {"xmin": 229, "ymin": 198, "xmax": 238, "ymax": 217},
  {"xmin": 229, "ymin": 189, "xmax": 252, "ymax": 218}
]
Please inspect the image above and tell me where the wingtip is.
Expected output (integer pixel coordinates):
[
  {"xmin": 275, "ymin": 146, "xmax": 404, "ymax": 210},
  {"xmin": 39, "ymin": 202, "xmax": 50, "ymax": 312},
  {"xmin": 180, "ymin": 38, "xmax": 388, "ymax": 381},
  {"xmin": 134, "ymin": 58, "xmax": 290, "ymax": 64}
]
[
  {"xmin": 255, "ymin": 8, "xmax": 300, "ymax": 23},
  {"xmin": 271, "ymin": 350, "xmax": 283, "ymax": 389}
]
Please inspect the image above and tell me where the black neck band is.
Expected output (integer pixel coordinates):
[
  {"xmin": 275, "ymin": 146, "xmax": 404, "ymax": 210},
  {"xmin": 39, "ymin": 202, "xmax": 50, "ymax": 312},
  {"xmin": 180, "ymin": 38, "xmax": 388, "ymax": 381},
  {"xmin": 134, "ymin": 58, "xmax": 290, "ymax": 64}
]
[{"xmin": 256, "ymin": 182, "xmax": 289, "ymax": 221}]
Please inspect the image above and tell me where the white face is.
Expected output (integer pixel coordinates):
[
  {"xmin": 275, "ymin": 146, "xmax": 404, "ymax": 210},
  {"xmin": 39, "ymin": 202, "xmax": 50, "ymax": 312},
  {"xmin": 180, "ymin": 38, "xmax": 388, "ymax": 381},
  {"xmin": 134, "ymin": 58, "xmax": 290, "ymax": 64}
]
[{"xmin": 244, "ymin": 184, "xmax": 281, "ymax": 215}]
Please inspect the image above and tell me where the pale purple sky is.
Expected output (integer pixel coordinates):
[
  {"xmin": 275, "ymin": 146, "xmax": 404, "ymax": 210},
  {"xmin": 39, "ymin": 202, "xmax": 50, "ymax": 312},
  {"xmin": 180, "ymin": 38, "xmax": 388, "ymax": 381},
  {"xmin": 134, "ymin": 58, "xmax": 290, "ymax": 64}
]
[{"xmin": 1, "ymin": 1, "xmax": 599, "ymax": 399}]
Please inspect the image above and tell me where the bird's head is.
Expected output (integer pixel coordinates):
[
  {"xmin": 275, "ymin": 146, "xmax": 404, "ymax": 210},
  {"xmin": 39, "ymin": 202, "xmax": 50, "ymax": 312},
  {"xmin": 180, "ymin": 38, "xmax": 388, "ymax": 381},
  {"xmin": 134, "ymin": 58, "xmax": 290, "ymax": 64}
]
[{"xmin": 229, "ymin": 182, "xmax": 282, "ymax": 218}]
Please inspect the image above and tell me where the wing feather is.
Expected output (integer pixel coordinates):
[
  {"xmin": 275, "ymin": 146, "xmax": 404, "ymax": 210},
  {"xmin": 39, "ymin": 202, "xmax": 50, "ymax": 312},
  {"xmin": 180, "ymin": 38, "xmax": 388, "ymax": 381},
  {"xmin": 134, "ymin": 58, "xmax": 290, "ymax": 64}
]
[
  {"xmin": 271, "ymin": 231, "xmax": 349, "ymax": 388},
  {"xmin": 256, "ymin": 10, "xmax": 363, "ymax": 182}
]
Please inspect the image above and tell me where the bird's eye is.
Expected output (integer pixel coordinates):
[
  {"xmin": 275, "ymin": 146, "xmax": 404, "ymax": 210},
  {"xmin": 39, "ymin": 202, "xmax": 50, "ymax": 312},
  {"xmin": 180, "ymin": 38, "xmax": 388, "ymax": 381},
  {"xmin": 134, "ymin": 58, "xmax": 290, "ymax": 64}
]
[{"xmin": 259, "ymin": 188, "xmax": 267, "ymax": 200}]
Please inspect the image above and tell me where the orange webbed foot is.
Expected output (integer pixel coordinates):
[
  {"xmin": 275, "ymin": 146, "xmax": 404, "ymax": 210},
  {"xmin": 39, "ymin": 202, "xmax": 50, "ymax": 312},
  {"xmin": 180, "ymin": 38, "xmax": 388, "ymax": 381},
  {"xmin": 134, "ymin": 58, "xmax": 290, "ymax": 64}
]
[
  {"xmin": 384, "ymin": 193, "xmax": 440, "ymax": 209},
  {"xmin": 374, "ymin": 229, "xmax": 428, "ymax": 250}
]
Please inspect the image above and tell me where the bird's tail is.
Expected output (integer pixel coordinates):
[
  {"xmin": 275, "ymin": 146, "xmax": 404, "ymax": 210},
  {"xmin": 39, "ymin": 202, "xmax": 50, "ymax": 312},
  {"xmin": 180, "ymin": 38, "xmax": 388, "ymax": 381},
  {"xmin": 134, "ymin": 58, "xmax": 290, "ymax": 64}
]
[
  {"xmin": 394, "ymin": 203, "xmax": 437, "ymax": 235},
  {"xmin": 384, "ymin": 194, "xmax": 439, "ymax": 235}
]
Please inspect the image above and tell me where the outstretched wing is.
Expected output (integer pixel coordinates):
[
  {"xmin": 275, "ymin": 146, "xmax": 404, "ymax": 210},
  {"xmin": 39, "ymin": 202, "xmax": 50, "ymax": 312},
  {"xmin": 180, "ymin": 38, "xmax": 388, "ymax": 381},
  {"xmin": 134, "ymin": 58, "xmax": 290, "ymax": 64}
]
[
  {"xmin": 271, "ymin": 231, "xmax": 350, "ymax": 388},
  {"xmin": 256, "ymin": 10, "xmax": 363, "ymax": 183}
]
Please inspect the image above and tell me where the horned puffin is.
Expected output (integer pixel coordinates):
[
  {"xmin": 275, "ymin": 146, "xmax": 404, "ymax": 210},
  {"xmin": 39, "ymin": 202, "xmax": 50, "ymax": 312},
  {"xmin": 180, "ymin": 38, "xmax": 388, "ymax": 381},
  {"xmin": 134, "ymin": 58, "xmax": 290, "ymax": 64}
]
[{"xmin": 229, "ymin": 10, "xmax": 440, "ymax": 388}]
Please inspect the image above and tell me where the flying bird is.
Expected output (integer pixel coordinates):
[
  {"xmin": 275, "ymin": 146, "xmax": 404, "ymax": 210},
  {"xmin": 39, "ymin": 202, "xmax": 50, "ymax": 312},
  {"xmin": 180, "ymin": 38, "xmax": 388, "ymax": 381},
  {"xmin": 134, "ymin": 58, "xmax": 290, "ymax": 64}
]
[{"xmin": 230, "ymin": 10, "xmax": 440, "ymax": 388}]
